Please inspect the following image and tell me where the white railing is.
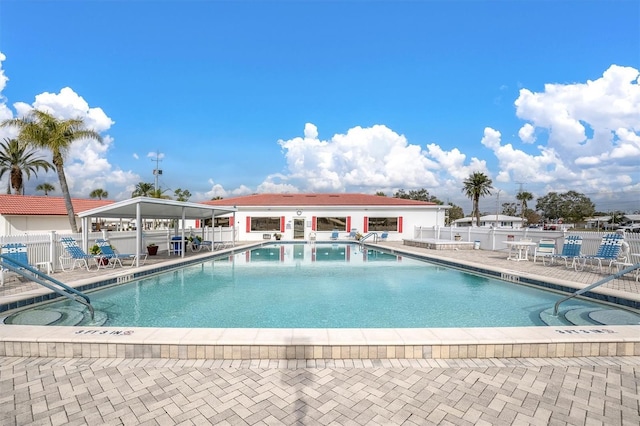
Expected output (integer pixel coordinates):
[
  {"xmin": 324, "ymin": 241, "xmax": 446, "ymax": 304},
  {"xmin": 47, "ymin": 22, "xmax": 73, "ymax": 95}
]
[
  {"xmin": 0, "ymin": 226, "xmax": 236, "ymax": 273},
  {"xmin": 413, "ymin": 226, "xmax": 640, "ymax": 255}
]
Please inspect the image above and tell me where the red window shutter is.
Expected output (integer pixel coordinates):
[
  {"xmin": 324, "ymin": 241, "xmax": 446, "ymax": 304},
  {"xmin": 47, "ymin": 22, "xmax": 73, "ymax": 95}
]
[
  {"xmin": 280, "ymin": 216, "xmax": 285, "ymax": 232},
  {"xmin": 312, "ymin": 216, "xmax": 316, "ymax": 231},
  {"xmin": 246, "ymin": 216, "xmax": 251, "ymax": 233},
  {"xmin": 346, "ymin": 216, "xmax": 351, "ymax": 232},
  {"xmin": 398, "ymin": 216, "xmax": 403, "ymax": 233},
  {"xmin": 363, "ymin": 216, "xmax": 368, "ymax": 233},
  {"xmin": 195, "ymin": 219, "xmax": 200, "ymax": 228}
]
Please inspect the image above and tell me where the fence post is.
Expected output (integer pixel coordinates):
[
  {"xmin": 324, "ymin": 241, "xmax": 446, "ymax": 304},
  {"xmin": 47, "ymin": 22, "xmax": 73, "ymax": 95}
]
[{"xmin": 49, "ymin": 231, "xmax": 57, "ymax": 272}]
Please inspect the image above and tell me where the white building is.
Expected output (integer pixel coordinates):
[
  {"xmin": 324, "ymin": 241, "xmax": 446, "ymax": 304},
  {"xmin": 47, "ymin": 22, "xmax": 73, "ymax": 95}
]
[
  {"xmin": 203, "ymin": 193, "xmax": 449, "ymax": 242},
  {"xmin": 0, "ymin": 194, "xmax": 113, "ymax": 236},
  {"xmin": 453, "ymin": 214, "xmax": 525, "ymax": 229}
]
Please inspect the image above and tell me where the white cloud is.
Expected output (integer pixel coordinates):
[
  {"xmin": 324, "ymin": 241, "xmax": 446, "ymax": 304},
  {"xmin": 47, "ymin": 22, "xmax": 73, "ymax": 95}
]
[
  {"xmin": 147, "ymin": 152, "xmax": 165, "ymax": 160},
  {"xmin": 273, "ymin": 123, "xmax": 441, "ymax": 193},
  {"xmin": 199, "ymin": 180, "xmax": 253, "ymax": 201},
  {"xmin": 498, "ymin": 64, "xmax": 640, "ymax": 198},
  {"xmin": 0, "ymin": 53, "xmax": 15, "ymax": 132},
  {"xmin": 518, "ymin": 123, "xmax": 536, "ymax": 144},
  {"xmin": 133, "ymin": 153, "xmax": 139, "ymax": 160}
]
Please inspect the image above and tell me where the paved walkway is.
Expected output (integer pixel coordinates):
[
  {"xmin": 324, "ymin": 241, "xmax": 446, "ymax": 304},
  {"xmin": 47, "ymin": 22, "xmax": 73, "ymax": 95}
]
[
  {"xmin": 2, "ymin": 242, "xmax": 640, "ymax": 425},
  {"xmin": 2, "ymin": 356, "xmax": 639, "ymax": 425}
]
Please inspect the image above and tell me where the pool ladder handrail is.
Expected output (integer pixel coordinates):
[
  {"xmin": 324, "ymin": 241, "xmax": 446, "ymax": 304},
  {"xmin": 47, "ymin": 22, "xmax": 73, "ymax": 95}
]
[
  {"xmin": 359, "ymin": 232, "xmax": 379, "ymax": 244},
  {"xmin": 553, "ymin": 262, "xmax": 640, "ymax": 316},
  {"xmin": 0, "ymin": 255, "xmax": 94, "ymax": 319}
]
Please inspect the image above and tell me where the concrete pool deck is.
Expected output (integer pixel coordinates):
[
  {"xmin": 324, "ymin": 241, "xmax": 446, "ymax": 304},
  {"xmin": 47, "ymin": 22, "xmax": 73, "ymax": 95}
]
[{"xmin": 1, "ymin": 240, "xmax": 639, "ymax": 360}]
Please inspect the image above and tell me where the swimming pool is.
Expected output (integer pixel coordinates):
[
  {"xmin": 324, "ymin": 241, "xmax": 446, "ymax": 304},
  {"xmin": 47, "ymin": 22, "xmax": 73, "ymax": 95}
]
[{"xmin": 6, "ymin": 243, "xmax": 640, "ymax": 328}]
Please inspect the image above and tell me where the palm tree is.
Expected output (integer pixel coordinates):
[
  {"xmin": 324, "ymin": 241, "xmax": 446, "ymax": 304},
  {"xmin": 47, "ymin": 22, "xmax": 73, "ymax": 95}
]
[
  {"xmin": 89, "ymin": 188, "xmax": 109, "ymax": 200},
  {"xmin": 516, "ymin": 190, "xmax": 533, "ymax": 221},
  {"xmin": 35, "ymin": 182, "xmax": 56, "ymax": 195},
  {"xmin": 131, "ymin": 182, "xmax": 155, "ymax": 197},
  {"xmin": 461, "ymin": 172, "xmax": 493, "ymax": 227},
  {"xmin": 2, "ymin": 110, "xmax": 102, "ymax": 232},
  {"xmin": 150, "ymin": 187, "xmax": 172, "ymax": 199},
  {"xmin": 0, "ymin": 138, "xmax": 53, "ymax": 194},
  {"xmin": 173, "ymin": 188, "xmax": 191, "ymax": 202}
]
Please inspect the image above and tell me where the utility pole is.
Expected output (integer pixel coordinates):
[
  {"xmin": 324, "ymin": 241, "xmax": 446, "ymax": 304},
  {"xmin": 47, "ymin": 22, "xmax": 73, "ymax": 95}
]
[{"xmin": 150, "ymin": 151, "xmax": 163, "ymax": 192}]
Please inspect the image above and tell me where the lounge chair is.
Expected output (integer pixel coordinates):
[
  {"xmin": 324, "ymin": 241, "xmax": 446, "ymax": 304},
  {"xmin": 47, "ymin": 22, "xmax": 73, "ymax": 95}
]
[
  {"xmin": 379, "ymin": 232, "xmax": 389, "ymax": 241},
  {"xmin": 95, "ymin": 239, "xmax": 147, "ymax": 268},
  {"xmin": 1, "ymin": 243, "xmax": 32, "ymax": 285},
  {"xmin": 330, "ymin": 231, "xmax": 339, "ymax": 240},
  {"xmin": 533, "ymin": 239, "xmax": 555, "ymax": 264},
  {"xmin": 214, "ymin": 241, "xmax": 234, "ymax": 250},
  {"xmin": 574, "ymin": 233, "xmax": 623, "ymax": 272},
  {"xmin": 544, "ymin": 235, "xmax": 582, "ymax": 267},
  {"xmin": 59, "ymin": 237, "xmax": 98, "ymax": 271},
  {"xmin": 190, "ymin": 237, "xmax": 213, "ymax": 252},
  {"xmin": 348, "ymin": 230, "xmax": 357, "ymax": 239}
]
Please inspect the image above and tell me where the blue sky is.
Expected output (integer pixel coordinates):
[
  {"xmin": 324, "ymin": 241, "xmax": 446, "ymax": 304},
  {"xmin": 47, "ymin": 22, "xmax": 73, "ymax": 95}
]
[{"xmin": 0, "ymin": 0, "xmax": 638, "ymax": 215}]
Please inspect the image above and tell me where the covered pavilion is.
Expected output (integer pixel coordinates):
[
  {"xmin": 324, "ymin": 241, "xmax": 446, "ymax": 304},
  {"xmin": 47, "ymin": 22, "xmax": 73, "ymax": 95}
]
[{"xmin": 78, "ymin": 197, "xmax": 237, "ymax": 266}]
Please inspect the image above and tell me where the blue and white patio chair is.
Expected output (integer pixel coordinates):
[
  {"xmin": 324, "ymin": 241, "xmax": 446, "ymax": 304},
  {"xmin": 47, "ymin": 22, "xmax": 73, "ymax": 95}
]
[
  {"xmin": 1, "ymin": 243, "xmax": 31, "ymax": 285},
  {"xmin": 533, "ymin": 239, "xmax": 555, "ymax": 264},
  {"xmin": 330, "ymin": 231, "xmax": 339, "ymax": 240},
  {"xmin": 544, "ymin": 235, "xmax": 582, "ymax": 267},
  {"xmin": 190, "ymin": 237, "xmax": 213, "ymax": 252},
  {"xmin": 59, "ymin": 237, "xmax": 98, "ymax": 271},
  {"xmin": 574, "ymin": 233, "xmax": 623, "ymax": 272},
  {"xmin": 379, "ymin": 232, "xmax": 389, "ymax": 241},
  {"xmin": 95, "ymin": 239, "xmax": 147, "ymax": 268}
]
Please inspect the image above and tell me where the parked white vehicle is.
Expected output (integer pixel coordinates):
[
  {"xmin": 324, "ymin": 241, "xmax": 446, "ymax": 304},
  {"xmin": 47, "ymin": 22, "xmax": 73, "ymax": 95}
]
[{"xmin": 620, "ymin": 224, "xmax": 640, "ymax": 233}]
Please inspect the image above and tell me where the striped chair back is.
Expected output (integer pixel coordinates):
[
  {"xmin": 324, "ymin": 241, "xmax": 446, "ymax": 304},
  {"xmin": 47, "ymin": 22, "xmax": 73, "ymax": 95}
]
[
  {"xmin": 60, "ymin": 237, "xmax": 91, "ymax": 259},
  {"xmin": 560, "ymin": 235, "xmax": 582, "ymax": 257},
  {"xmin": 95, "ymin": 239, "xmax": 116, "ymax": 256},
  {"xmin": 593, "ymin": 234, "xmax": 623, "ymax": 259},
  {"xmin": 1, "ymin": 243, "xmax": 29, "ymax": 268}
]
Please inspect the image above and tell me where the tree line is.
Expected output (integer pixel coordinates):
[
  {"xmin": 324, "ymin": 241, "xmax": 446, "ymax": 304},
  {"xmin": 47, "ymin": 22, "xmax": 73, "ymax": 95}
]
[{"xmin": 387, "ymin": 172, "xmax": 598, "ymax": 227}]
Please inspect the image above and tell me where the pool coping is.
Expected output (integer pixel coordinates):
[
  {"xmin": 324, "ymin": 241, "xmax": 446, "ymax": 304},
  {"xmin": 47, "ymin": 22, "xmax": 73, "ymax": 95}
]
[{"xmin": 1, "ymin": 242, "xmax": 639, "ymax": 360}]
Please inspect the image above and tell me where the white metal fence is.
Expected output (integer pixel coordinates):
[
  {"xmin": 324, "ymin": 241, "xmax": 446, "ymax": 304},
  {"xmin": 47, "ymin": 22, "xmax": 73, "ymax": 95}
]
[
  {"xmin": 0, "ymin": 226, "xmax": 237, "ymax": 273},
  {"xmin": 414, "ymin": 226, "xmax": 640, "ymax": 257}
]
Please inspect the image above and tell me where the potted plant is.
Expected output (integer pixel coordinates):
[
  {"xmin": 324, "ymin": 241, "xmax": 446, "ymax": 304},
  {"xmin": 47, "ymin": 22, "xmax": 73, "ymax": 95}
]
[
  {"xmin": 273, "ymin": 233, "xmax": 282, "ymax": 241},
  {"xmin": 147, "ymin": 243, "xmax": 158, "ymax": 255},
  {"xmin": 355, "ymin": 232, "xmax": 363, "ymax": 241}
]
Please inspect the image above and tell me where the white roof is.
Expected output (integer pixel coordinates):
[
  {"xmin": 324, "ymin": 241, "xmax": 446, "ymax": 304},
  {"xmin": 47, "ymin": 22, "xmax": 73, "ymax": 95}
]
[
  {"xmin": 78, "ymin": 197, "xmax": 236, "ymax": 220},
  {"xmin": 454, "ymin": 215, "xmax": 524, "ymax": 223}
]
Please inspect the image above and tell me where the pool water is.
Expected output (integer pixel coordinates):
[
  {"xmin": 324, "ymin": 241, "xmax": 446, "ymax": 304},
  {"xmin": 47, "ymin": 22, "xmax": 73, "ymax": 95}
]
[{"xmin": 16, "ymin": 243, "xmax": 639, "ymax": 328}]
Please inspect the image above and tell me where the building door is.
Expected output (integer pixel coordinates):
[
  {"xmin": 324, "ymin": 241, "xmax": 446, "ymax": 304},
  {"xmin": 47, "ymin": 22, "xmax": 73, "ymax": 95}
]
[{"xmin": 293, "ymin": 218, "xmax": 305, "ymax": 239}]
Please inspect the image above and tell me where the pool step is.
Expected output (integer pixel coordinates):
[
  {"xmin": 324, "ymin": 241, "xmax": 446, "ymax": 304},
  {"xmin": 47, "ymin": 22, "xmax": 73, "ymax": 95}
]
[
  {"xmin": 4, "ymin": 305, "xmax": 108, "ymax": 327},
  {"xmin": 540, "ymin": 307, "xmax": 640, "ymax": 326}
]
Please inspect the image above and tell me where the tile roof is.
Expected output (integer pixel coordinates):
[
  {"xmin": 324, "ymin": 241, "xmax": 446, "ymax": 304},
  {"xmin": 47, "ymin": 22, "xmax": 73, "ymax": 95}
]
[
  {"xmin": 0, "ymin": 194, "xmax": 113, "ymax": 216},
  {"xmin": 202, "ymin": 193, "xmax": 438, "ymax": 207}
]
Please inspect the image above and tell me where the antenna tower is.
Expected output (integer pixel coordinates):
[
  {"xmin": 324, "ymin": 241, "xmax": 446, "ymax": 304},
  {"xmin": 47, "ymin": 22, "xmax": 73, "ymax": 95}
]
[{"xmin": 151, "ymin": 151, "xmax": 163, "ymax": 192}]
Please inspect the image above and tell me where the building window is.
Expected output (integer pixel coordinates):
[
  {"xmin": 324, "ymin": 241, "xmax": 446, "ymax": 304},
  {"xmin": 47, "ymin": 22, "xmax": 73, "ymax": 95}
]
[
  {"xmin": 367, "ymin": 217, "xmax": 398, "ymax": 231},
  {"xmin": 316, "ymin": 217, "xmax": 347, "ymax": 231},
  {"xmin": 250, "ymin": 217, "xmax": 281, "ymax": 232},
  {"xmin": 214, "ymin": 217, "xmax": 230, "ymax": 227},
  {"xmin": 202, "ymin": 217, "xmax": 231, "ymax": 227}
]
